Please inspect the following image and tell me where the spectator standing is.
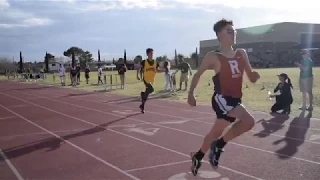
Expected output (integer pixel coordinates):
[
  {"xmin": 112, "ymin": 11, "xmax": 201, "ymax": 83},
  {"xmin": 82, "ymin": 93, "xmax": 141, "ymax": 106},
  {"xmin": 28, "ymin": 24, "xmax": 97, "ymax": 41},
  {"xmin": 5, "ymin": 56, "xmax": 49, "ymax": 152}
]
[
  {"xmin": 174, "ymin": 57, "xmax": 193, "ymax": 91},
  {"xmin": 163, "ymin": 61, "xmax": 172, "ymax": 91},
  {"xmin": 76, "ymin": 64, "xmax": 81, "ymax": 85},
  {"xmin": 58, "ymin": 64, "xmax": 66, "ymax": 86},
  {"xmin": 97, "ymin": 65, "xmax": 103, "ymax": 85},
  {"xmin": 70, "ymin": 67, "xmax": 77, "ymax": 87},
  {"xmin": 295, "ymin": 49, "xmax": 313, "ymax": 110},
  {"xmin": 85, "ymin": 65, "xmax": 90, "ymax": 84},
  {"xmin": 40, "ymin": 67, "xmax": 45, "ymax": 79},
  {"xmin": 118, "ymin": 63, "xmax": 127, "ymax": 89},
  {"xmin": 69, "ymin": 65, "xmax": 73, "ymax": 85}
]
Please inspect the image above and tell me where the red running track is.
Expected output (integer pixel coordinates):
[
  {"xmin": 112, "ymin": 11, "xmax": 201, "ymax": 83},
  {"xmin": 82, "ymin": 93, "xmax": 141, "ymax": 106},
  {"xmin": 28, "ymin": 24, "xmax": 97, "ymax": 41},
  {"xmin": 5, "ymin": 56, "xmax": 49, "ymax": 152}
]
[{"xmin": 0, "ymin": 81, "xmax": 320, "ymax": 180}]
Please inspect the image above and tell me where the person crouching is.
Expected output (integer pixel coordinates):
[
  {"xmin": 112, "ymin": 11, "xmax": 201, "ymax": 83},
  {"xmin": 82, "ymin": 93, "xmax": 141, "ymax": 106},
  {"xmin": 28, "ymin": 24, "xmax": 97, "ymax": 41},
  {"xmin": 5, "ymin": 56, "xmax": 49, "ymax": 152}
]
[{"xmin": 270, "ymin": 73, "xmax": 293, "ymax": 114}]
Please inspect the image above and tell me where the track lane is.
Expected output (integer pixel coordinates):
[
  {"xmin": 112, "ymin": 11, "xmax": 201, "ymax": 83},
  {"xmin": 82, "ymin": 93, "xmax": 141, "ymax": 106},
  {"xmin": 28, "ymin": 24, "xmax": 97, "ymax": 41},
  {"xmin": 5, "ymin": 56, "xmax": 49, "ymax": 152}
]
[{"xmin": 2, "ymin": 86, "xmax": 320, "ymax": 179}]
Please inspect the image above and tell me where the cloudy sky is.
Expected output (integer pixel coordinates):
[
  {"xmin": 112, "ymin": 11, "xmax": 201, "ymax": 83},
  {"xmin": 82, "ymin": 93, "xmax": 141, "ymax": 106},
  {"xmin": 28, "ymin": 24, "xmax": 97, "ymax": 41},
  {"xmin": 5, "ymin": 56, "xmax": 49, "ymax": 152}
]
[{"xmin": 1, "ymin": 0, "xmax": 319, "ymax": 62}]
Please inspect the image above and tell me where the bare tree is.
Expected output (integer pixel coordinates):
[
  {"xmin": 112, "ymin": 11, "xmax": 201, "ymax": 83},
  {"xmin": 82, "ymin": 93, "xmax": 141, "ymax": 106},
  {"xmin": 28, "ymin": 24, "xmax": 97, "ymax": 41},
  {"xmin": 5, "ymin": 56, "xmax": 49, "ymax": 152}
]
[{"xmin": 0, "ymin": 57, "xmax": 17, "ymax": 73}]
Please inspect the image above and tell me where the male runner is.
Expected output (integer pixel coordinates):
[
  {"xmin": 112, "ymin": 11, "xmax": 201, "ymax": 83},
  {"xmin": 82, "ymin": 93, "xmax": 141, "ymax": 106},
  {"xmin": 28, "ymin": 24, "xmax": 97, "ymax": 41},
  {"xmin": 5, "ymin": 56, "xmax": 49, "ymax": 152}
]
[
  {"xmin": 137, "ymin": 48, "xmax": 163, "ymax": 113},
  {"xmin": 187, "ymin": 19, "xmax": 260, "ymax": 176}
]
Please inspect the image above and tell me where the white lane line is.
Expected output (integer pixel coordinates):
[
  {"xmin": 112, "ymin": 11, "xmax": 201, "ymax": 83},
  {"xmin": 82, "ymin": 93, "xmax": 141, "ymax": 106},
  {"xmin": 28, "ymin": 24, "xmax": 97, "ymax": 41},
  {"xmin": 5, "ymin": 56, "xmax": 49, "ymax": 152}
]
[
  {"xmin": 107, "ymin": 128, "xmax": 263, "ymax": 180},
  {"xmin": 0, "ymin": 104, "xmax": 140, "ymax": 180},
  {"xmin": 125, "ymin": 160, "xmax": 191, "ymax": 172},
  {"xmin": 0, "ymin": 128, "xmax": 88, "ymax": 140},
  {"xmin": 10, "ymin": 105, "xmax": 28, "ymax": 108},
  {"xmin": 68, "ymin": 96, "xmax": 320, "ymax": 132},
  {"xmin": 108, "ymin": 123, "xmax": 148, "ymax": 128},
  {"xmin": 0, "ymin": 93, "xmax": 264, "ymax": 179},
  {"xmin": 0, "ymin": 148, "xmax": 24, "ymax": 180},
  {"xmin": 24, "ymin": 97, "xmax": 39, "ymax": 100},
  {"xmin": 64, "ymin": 93, "xmax": 320, "ymax": 143},
  {"xmin": 70, "ymin": 91, "xmax": 320, "ymax": 122},
  {"xmin": 12, "ymin": 81, "xmax": 320, "ymax": 121},
  {"xmin": 0, "ymin": 116, "xmax": 14, "ymax": 120},
  {"xmin": 33, "ymin": 90, "xmax": 320, "ymax": 146},
  {"xmin": 10, "ymin": 92, "xmax": 320, "ymax": 166},
  {"xmin": 0, "ymin": 124, "xmax": 149, "ymax": 140}
]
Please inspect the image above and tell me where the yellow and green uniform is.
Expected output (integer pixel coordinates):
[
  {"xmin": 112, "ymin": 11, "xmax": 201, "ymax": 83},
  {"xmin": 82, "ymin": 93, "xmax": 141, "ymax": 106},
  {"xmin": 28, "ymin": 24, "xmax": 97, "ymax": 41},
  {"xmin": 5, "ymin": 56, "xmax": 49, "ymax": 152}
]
[{"xmin": 140, "ymin": 59, "xmax": 159, "ymax": 84}]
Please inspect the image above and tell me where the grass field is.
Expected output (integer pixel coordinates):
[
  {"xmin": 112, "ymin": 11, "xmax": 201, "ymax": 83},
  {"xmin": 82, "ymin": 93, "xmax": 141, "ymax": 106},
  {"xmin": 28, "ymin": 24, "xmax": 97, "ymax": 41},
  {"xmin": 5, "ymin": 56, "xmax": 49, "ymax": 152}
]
[{"xmin": 1, "ymin": 67, "xmax": 319, "ymax": 118}]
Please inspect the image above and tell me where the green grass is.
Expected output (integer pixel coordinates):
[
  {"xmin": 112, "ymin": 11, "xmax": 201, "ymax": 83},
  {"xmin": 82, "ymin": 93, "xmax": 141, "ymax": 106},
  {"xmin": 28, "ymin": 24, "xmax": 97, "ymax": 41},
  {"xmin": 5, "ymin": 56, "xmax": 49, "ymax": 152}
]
[{"xmin": 1, "ymin": 68, "xmax": 319, "ymax": 118}]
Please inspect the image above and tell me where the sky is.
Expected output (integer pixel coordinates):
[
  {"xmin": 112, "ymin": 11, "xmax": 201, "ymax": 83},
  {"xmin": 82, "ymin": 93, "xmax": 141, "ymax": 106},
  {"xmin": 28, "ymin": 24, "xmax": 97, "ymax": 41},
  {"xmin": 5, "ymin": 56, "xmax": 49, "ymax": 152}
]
[{"xmin": 1, "ymin": 0, "xmax": 320, "ymax": 62}]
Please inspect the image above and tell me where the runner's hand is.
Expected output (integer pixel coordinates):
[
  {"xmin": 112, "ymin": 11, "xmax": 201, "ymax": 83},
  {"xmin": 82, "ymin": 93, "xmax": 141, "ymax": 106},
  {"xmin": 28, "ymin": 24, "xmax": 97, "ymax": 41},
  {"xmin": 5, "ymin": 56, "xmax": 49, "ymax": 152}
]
[
  {"xmin": 251, "ymin": 71, "xmax": 260, "ymax": 83},
  {"xmin": 188, "ymin": 93, "xmax": 196, "ymax": 107}
]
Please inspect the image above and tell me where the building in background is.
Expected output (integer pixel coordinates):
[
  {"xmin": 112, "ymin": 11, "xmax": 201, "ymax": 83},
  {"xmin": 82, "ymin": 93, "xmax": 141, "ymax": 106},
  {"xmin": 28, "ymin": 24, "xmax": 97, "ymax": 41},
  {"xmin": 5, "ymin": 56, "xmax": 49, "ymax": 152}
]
[{"xmin": 200, "ymin": 22, "xmax": 320, "ymax": 68}]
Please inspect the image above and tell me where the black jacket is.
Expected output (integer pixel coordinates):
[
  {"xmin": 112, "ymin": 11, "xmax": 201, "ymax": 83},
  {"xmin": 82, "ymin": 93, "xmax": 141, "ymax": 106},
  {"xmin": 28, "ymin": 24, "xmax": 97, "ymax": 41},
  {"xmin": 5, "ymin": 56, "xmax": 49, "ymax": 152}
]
[
  {"xmin": 117, "ymin": 65, "xmax": 127, "ymax": 75},
  {"xmin": 274, "ymin": 82, "xmax": 293, "ymax": 105}
]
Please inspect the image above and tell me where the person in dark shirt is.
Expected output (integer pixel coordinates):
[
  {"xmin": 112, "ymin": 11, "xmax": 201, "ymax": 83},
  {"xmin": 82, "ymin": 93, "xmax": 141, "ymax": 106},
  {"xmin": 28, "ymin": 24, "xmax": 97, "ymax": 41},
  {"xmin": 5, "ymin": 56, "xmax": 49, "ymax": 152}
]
[
  {"xmin": 270, "ymin": 73, "xmax": 293, "ymax": 114},
  {"xmin": 76, "ymin": 64, "xmax": 81, "ymax": 85},
  {"xmin": 174, "ymin": 57, "xmax": 192, "ymax": 91},
  {"xmin": 85, "ymin": 65, "xmax": 90, "ymax": 84},
  {"xmin": 69, "ymin": 65, "xmax": 73, "ymax": 85},
  {"xmin": 118, "ymin": 63, "xmax": 127, "ymax": 89},
  {"xmin": 70, "ymin": 67, "xmax": 78, "ymax": 87}
]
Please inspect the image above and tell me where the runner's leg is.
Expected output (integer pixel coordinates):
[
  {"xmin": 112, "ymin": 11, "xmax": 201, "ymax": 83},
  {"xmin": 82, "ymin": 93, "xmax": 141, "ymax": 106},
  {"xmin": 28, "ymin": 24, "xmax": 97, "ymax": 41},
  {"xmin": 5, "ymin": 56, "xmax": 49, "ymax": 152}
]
[
  {"xmin": 191, "ymin": 93, "xmax": 231, "ymax": 175},
  {"xmin": 140, "ymin": 80, "xmax": 154, "ymax": 113}
]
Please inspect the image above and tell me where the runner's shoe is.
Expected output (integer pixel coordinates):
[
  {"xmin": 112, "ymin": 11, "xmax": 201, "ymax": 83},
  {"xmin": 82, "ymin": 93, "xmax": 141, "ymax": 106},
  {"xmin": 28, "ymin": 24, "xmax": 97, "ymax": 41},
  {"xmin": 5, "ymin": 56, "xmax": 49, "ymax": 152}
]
[
  {"xmin": 190, "ymin": 152, "xmax": 201, "ymax": 176},
  {"xmin": 209, "ymin": 140, "xmax": 224, "ymax": 169},
  {"xmin": 139, "ymin": 104, "xmax": 145, "ymax": 114}
]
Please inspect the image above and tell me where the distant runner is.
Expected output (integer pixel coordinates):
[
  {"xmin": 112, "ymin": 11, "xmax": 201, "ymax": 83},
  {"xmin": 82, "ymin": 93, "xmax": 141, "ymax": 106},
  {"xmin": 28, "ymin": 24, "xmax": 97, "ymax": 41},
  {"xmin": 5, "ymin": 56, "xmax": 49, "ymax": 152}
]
[{"xmin": 137, "ymin": 48, "xmax": 163, "ymax": 113}]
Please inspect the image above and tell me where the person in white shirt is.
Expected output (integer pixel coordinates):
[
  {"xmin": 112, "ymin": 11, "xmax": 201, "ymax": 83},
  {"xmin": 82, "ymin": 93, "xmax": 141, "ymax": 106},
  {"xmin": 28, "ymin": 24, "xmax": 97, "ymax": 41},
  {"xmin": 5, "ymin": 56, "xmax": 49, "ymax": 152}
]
[
  {"xmin": 163, "ymin": 61, "xmax": 173, "ymax": 91},
  {"xmin": 58, "ymin": 64, "xmax": 66, "ymax": 86},
  {"xmin": 97, "ymin": 65, "xmax": 103, "ymax": 84}
]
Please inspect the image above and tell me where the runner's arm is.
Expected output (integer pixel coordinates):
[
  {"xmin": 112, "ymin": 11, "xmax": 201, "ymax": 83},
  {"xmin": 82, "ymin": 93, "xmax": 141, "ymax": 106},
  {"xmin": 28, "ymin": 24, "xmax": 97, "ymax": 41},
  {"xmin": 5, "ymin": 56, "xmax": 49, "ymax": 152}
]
[
  {"xmin": 240, "ymin": 49, "xmax": 258, "ymax": 83},
  {"xmin": 174, "ymin": 65, "xmax": 180, "ymax": 74},
  {"xmin": 188, "ymin": 63, "xmax": 192, "ymax": 75},
  {"xmin": 188, "ymin": 52, "xmax": 215, "ymax": 94},
  {"xmin": 137, "ymin": 60, "xmax": 144, "ymax": 79},
  {"xmin": 156, "ymin": 62, "xmax": 164, "ymax": 73}
]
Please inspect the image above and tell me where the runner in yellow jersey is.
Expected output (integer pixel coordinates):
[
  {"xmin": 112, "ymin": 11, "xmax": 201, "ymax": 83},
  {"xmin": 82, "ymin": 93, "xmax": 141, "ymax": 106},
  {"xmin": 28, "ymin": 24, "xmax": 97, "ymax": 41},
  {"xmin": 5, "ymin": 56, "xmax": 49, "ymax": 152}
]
[{"xmin": 137, "ymin": 48, "xmax": 163, "ymax": 113}]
